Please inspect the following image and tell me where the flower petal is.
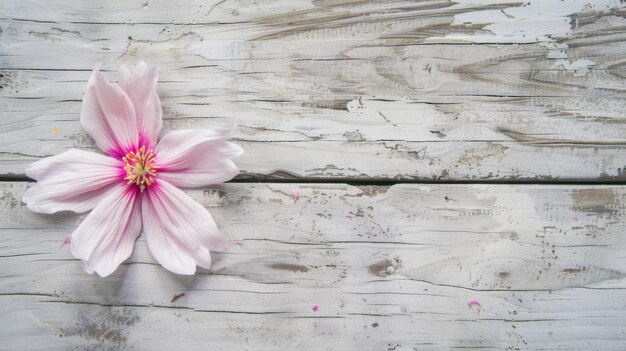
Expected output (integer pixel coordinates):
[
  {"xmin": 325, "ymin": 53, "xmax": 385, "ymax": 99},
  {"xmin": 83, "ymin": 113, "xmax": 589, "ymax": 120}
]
[
  {"xmin": 118, "ymin": 62, "xmax": 163, "ymax": 149},
  {"xmin": 155, "ymin": 129, "xmax": 243, "ymax": 188},
  {"xmin": 23, "ymin": 149, "xmax": 123, "ymax": 214},
  {"xmin": 81, "ymin": 65, "xmax": 138, "ymax": 158},
  {"xmin": 142, "ymin": 179, "xmax": 225, "ymax": 275},
  {"xmin": 70, "ymin": 184, "xmax": 141, "ymax": 277}
]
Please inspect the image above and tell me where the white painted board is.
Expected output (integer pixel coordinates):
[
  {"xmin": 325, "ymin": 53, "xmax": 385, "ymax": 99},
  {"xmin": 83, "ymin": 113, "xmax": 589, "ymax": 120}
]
[
  {"xmin": 1, "ymin": 183, "xmax": 625, "ymax": 350},
  {"xmin": 1, "ymin": 0, "xmax": 625, "ymax": 180}
]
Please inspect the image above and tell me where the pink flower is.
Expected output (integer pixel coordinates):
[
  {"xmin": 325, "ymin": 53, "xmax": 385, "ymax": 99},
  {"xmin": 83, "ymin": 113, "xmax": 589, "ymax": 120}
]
[{"xmin": 23, "ymin": 62, "xmax": 243, "ymax": 277}]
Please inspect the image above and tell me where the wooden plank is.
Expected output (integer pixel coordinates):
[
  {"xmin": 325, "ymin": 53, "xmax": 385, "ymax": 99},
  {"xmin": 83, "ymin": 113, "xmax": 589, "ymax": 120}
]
[
  {"xmin": 1, "ymin": 182, "xmax": 625, "ymax": 350},
  {"xmin": 1, "ymin": 0, "xmax": 626, "ymax": 180}
]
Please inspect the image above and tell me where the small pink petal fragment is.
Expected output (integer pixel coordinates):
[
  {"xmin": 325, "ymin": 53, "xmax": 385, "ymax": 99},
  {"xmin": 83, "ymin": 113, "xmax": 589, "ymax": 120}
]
[
  {"xmin": 61, "ymin": 234, "xmax": 72, "ymax": 247},
  {"xmin": 234, "ymin": 238, "xmax": 244, "ymax": 245},
  {"xmin": 312, "ymin": 305, "xmax": 319, "ymax": 312},
  {"xmin": 343, "ymin": 53, "xmax": 352, "ymax": 59},
  {"xmin": 467, "ymin": 299, "xmax": 481, "ymax": 308},
  {"xmin": 571, "ymin": 216, "xmax": 578, "ymax": 221},
  {"xmin": 293, "ymin": 188, "xmax": 300, "ymax": 204}
]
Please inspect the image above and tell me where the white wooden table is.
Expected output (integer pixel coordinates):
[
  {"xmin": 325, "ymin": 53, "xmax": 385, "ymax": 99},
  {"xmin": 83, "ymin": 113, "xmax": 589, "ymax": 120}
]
[{"xmin": 1, "ymin": 0, "xmax": 626, "ymax": 350}]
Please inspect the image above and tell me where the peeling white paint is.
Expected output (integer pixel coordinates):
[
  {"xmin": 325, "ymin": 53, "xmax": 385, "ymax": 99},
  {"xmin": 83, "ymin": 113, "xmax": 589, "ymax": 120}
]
[
  {"xmin": 552, "ymin": 59, "xmax": 596, "ymax": 77},
  {"xmin": 429, "ymin": 0, "xmax": 618, "ymax": 77},
  {"xmin": 539, "ymin": 42, "xmax": 570, "ymax": 60},
  {"xmin": 437, "ymin": 0, "xmax": 622, "ymax": 43}
]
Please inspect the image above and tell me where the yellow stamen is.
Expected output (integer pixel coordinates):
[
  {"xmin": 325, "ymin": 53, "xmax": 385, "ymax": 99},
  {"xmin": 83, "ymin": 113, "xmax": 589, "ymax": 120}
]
[{"xmin": 123, "ymin": 146, "xmax": 156, "ymax": 191}]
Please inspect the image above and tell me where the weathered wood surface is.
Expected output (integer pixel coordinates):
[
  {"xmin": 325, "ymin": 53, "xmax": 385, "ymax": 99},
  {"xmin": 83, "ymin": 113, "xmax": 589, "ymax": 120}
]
[
  {"xmin": 1, "ymin": 182, "xmax": 626, "ymax": 350},
  {"xmin": 1, "ymin": 0, "xmax": 626, "ymax": 180},
  {"xmin": 2, "ymin": 1, "xmax": 626, "ymax": 350}
]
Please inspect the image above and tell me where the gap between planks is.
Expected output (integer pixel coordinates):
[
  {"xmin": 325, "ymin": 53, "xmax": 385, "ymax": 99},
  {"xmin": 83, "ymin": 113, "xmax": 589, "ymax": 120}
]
[{"xmin": 2, "ymin": 174, "xmax": 626, "ymax": 186}]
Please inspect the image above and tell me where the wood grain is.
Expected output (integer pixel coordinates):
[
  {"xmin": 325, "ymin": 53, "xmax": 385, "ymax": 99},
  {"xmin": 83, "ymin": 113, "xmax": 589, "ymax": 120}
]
[
  {"xmin": 2, "ymin": 1, "xmax": 626, "ymax": 350},
  {"xmin": 1, "ymin": 182, "xmax": 625, "ymax": 350},
  {"xmin": 1, "ymin": 0, "xmax": 626, "ymax": 180}
]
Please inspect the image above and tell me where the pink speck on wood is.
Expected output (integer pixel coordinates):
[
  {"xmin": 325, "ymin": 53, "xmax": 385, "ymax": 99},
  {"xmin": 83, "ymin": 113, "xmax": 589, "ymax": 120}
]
[
  {"xmin": 467, "ymin": 299, "xmax": 481, "ymax": 307},
  {"xmin": 61, "ymin": 234, "xmax": 72, "ymax": 247},
  {"xmin": 293, "ymin": 188, "xmax": 300, "ymax": 204},
  {"xmin": 234, "ymin": 238, "xmax": 244, "ymax": 245},
  {"xmin": 312, "ymin": 305, "xmax": 319, "ymax": 312}
]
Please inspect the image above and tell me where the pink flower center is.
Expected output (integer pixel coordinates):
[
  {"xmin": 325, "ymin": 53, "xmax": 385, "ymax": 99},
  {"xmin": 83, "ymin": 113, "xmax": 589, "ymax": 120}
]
[{"xmin": 123, "ymin": 145, "xmax": 156, "ymax": 191}]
